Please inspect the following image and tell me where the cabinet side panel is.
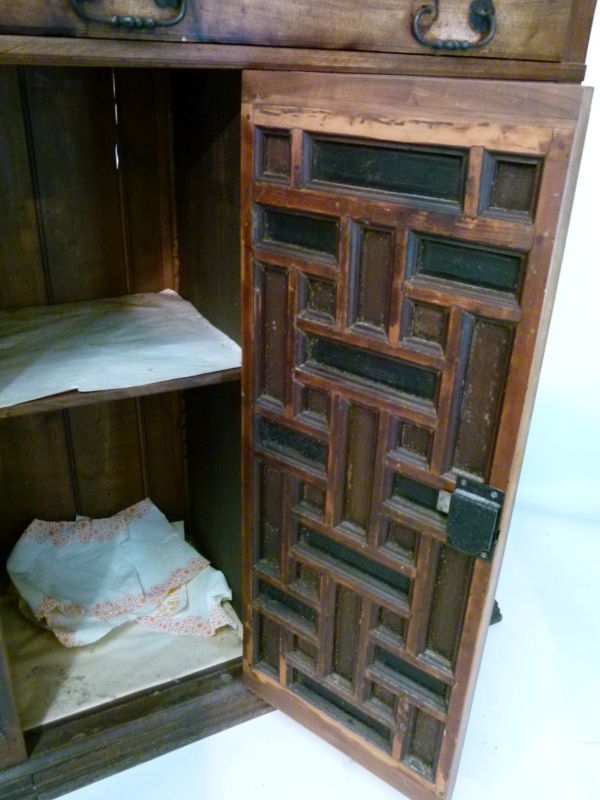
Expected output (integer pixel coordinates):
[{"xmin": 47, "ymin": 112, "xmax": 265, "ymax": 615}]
[
  {"xmin": 173, "ymin": 70, "xmax": 242, "ymax": 343},
  {"xmin": 186, "ymin": 382, "xmax": 243, "ymax": 612}
]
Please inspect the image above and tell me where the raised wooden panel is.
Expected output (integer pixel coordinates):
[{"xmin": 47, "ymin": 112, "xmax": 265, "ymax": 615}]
[
  {"xmin": 255, "ymin": 263, "xmax": 289, "ymax": 406},
  {"xmin": 242, "ymin": 73, "xmax": 588, "ymax": 800},
  {"xmin": 337, "ymin": 403, "xmax": 379, "ymax": 536},
  {"xmin": 350, "ymin": 226, "xmax": 395, "ymax": 337},
  {"xmin": 452, "ymin": 319, "xmax": 514, "ymax": 480}
]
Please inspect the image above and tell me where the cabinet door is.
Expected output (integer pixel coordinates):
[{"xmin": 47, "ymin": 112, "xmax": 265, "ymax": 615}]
[
  {"xmin": 241, "ymin": 72, "xmax": 590, "ymax": 800},
  {"xmin": 0, "ymin": 618, "xmax": 25, "ymax": 768}
]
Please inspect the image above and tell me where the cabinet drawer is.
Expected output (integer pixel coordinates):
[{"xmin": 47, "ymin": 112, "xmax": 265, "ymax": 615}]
[{"xmin": 0, "ymin": 1, "xmax": 583, "ymax": 63}]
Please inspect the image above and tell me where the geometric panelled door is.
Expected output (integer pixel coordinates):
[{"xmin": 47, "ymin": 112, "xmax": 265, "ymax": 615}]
[{"xmin": 241, "ymin": 72, "xmax": 589, "ymax": 800}]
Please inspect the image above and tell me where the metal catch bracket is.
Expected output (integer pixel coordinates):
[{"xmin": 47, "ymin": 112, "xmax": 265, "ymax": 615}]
[{"xmin": 447, "ymin": 477, "xmax": 504, "ymax": 560}]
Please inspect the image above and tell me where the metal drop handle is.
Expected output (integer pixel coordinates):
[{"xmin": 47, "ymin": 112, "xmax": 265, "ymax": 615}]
[
  {"xmin": 70, "ymin": 0, "xmax": 188, "ymax": 29},
  {"xmin": 412, "ymin": 0, "xmax": 497, "ymax": 51}
]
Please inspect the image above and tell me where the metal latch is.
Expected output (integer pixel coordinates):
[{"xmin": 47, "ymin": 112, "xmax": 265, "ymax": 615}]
[{"xmin": 446, "ymin": 477, "xmax": 505, "ymax": 561}]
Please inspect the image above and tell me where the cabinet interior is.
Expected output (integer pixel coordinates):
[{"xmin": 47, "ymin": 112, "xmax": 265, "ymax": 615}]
[{"xmin": 0, "ymin": 66, "xmax": 246, "ymax": 731}]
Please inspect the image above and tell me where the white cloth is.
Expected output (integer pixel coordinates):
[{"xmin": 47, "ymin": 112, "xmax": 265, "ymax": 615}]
[{"xmin": 7, "ymin": 499, "xmax": 233, "ymax": 647}]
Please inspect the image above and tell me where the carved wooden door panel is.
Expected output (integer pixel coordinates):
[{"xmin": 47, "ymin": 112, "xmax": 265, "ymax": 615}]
[{"xmin": 241, "ymin": 72, "xmax": 590, "ymax": 800}]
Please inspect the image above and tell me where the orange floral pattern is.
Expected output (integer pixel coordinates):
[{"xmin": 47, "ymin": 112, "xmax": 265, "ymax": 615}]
[
  {"xmin": 24, "ymin": 499, "xmax": 153, "ymax": 546},
  {"xmin": 34, "ymin": 556, "xmax": 208, "ymax": 624},
  {"xmin": 137, "ymin": 603, "xmax": 233, "ymax": 637}
]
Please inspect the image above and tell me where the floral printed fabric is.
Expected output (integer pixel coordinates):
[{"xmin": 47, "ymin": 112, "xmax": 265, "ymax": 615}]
[{"xmin": 7, "ymin": 500, "xmax": 234, "ymax": 647}]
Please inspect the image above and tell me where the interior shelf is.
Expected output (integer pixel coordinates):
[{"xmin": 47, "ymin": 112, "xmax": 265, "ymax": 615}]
[
  {"xmin": 0, "ymin": 291, "xmax": 242, "ymax": 419},
  {"xmin": 0, "ymin": 591, "xmax": 243, "ymax": 731}
]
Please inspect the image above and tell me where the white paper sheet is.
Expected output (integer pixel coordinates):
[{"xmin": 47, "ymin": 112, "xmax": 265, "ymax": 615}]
[{"xmin": 0, "ymin": 290, "xmax": 241, "ymax": 409}]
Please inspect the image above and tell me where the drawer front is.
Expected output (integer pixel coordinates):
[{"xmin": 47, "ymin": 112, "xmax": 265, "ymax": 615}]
[{"xmin": 0, "ymin": 1, "xmax": 580, "ymax": 63}]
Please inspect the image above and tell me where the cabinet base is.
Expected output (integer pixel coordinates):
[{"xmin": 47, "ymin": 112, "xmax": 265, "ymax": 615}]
[{"xmin": 0, "ymin": 659, "xmax": 271, "ymax": 800}]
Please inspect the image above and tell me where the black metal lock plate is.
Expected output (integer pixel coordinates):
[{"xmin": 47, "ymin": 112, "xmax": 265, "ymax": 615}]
[{"xmin": 447, "ymin": 478, "xmax": 504, "ymax": 560}]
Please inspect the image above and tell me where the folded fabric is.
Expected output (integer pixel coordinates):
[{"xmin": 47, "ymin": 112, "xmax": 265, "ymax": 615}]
[
  {"xmin": 7, "ymin": 499, "xmax": 233, "ymax": 647},
  {"xmin": 137, "ymin": 567, "xmax": 234, "ymax": 637}
]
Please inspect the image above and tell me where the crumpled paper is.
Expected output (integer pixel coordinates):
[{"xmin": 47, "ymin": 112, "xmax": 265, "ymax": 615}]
[{"xmin": 0, "ymin": 290, "xmax": 241, "ymax": 409}]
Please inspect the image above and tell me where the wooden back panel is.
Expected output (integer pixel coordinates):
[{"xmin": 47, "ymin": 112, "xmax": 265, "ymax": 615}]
[
  {"xmin": 241, "ymin": 71, "xmax": 590, "ymax": 800},
  {"xmin": 0, "ymin": 65, "xmax": 185, "ymax": 560}
]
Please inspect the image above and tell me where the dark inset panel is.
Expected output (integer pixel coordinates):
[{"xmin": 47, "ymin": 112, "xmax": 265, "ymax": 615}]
[
  {"xmin": 301, "ymin": 274, "xmax": 336, "ymax": 322},
  {"xmin": 453, "ymin": 320, "xmax": 514, "ymax": 479},
  {"xmin": 257, "ymin": 614, "xmax": 280, "ymax": 676},
  {"xmin": 394, "ymin": 420, "xmax": 432, "ymax": 464},
  {"xmin": 292, "ymin": 561, "xmax": 320, "ymax": 599},
  {"xmin": 293, "ymin": 635, "xmax": 318, "ymax": 666},
  {"xmin": 297, "ymin": 481, "xmax": 326, "ymax": 517},
  {"xmin": 310, "ymin": 136, "xmax": 466, "ymax": 205},
  {"xmin": 332, "ymin": 585, "xmax": 362, "ymax": 684},
  {"xmin": 257, "ymin": 206, "xmax": 339, "ymax": 258},
  {"xmin": 257, "ymin": 264, "xmax": 288, "ymax": 404},
  {"xmin": 257, "ymin": 464, "xmax": 284, "ymax": 572},
  {"xmin": 424, "ymin": 545, "xmax": 473, "ymax": 669},
  {"xmin": 259, "ymin": 129, "xmax": 291, "ymax": 180},
  {"xmin": 258, "ymin": 417, "xmax": 328, "ymax": 471},
  {"xmin": 299, "ymin": 527, "xmax": 411, "ymax": 597},
  {"xmin": 481, "ymin": 152, "xmax": 541, "ymax": 218},
  {"xmin": 341, "ymin": 404, "xmax": 379, "ymax": 534},
  {"xmin": 306, "ymin": 336, "xmax": 439, "ymax": 403},
  {"xmin": 258, "ymin": 582, "xmax": 318, "ymax": 626},
  {"xmin": 374, "ymin": 648, "xmax": 449, "ymax": 704},
  {"xmin": 351, "ymin": 227, "xmax": 395, "ymax": 333},
  {"xmin": 391, "ymin": 475, "xmax": 439, "ymax": 513},
  {"xmin": 404, "ymin": 301, "xmax": 449, "ymax": 350},
  {"xmin": 411, "ymin": 235, "xmax": 524, "ymax": 294},
  {"xmin": 382, "ymin": 521, "xmax": 418, "ymax": 563},
  {"xmin": 299, "ymin": 387, "xmax": 331, "ymax": 427},
  {"xmin": 293, "ymin": 672, "xmax": 392, "ymax": 752},
  {"xmin": 370, "ymin": 681, "xmax": 397, "ymax": 714},
  {"xmin": 375, "ymin": 606, "xmax": 407, "ymax": 647},
  {"xmin": 403, "ymin": 708, "xmax": 444, "ymax": 781}
]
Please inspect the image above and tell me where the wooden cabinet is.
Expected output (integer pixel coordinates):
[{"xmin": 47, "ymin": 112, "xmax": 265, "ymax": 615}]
[{"xmin": 0, "ymin": 5, "xmax": 595, "ymax": 800}]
